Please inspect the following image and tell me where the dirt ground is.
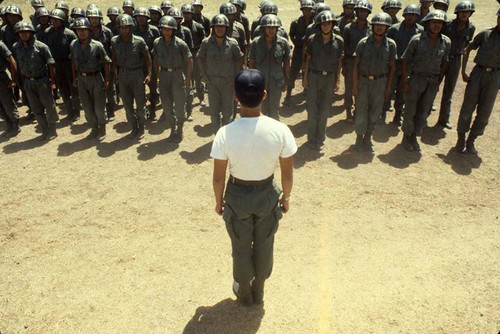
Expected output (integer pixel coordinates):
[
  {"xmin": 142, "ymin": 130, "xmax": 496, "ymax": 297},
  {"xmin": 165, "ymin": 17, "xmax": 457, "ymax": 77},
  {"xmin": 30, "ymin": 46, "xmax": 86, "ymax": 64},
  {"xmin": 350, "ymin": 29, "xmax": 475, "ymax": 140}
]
[{"xmin": 1, "ymin": 1, "xmax": 500, "ymax": 333}]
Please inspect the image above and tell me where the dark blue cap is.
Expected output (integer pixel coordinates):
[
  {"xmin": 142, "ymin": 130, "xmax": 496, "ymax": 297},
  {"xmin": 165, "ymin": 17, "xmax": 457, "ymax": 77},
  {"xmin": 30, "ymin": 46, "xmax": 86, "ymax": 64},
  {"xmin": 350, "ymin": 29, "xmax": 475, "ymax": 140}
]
[{"xmin": 235, "ymin": 69, "xmax": 266, "ymax": 108}]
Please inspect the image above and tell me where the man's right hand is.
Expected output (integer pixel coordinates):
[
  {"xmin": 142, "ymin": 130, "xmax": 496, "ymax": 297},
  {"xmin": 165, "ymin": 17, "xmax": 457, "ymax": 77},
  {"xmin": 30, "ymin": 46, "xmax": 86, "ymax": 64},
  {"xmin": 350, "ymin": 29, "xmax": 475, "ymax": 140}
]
[
  {"xmin": 279, "ymin": 197, "xmax": 289, "ymax": 213},
  {"xmin": 215, "ymin": 202, "xmax": 224, "ymax": 216}
]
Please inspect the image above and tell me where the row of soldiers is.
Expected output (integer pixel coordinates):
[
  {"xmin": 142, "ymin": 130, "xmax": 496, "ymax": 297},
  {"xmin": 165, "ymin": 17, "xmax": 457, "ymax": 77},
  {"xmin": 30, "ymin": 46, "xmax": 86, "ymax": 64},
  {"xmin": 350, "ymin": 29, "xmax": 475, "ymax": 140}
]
[{"xmin": 0, "ymin": 0, "xmax": 498, "ymax": 155}]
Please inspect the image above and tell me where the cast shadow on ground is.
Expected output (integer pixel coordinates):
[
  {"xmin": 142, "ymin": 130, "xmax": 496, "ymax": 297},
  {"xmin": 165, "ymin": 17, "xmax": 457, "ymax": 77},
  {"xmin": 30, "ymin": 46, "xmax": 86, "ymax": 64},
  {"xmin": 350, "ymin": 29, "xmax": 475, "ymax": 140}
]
[
  {"xmin": 57, "ymin": 137, "xmax": 95, "ymax": 156},
  {"xmin": 69, "ymin": 122, "xmax": 90, "ymax": 135},
  {"xmin": 2, "ymin": 136, "xmax": 47, "ymax": 153},
  {"xmin": 328, "ymin": 103, "xmax": 345, "ymax": 117},
  {"xmin": 378, "ymin": 144, "xmax": 422, "ymax": 169},
  {"xmin": 179, "ymin": 141, "xmax": 212, "ymax": 164},
  {"xmin": 193, "ymin": 123, "xmax": 214, "ymax": 138},
  {"xmin": 326, "ymin": 119, "xmax": 353, "ymax": 140},
  {"xmin": 330, "ymin": 146, "xmax": 374, "ymax": 169},
  {"xmin": 147, "ymin": 120, "xmax": 168, "ymax": 135},
  {"xmin": 373, "ymin": 122, "xmax": 400, "ymax": 143},
  {"xmin": 136, "ymin": 138, "xmax": 179, "ymax": 161},
  {"xmin": 183, "ymin": 298, "xmax": 265, "ymax": 334},
  {"xmin": 280, "ymin": 100, "xmax": 306, "ymax": 118},
  {"xmin": 288, "ymin": 119, "xmax": 308, "ymax": 138},
  {"xmin": 421, "ymin": 125, "xmax": 447, "ymax": 146},
  {"xmin": 113, "ymin": 121, "xmax": 130, "ymax": 134},
  {"xmin": 96, "ymin": 135, "xmax": 137, "ymax": 158},
  {"xmin": 436, "ymin": 148, "xmax": 482, "ymax": 175},
  {"xmin": 294, "ymin": 142, "xmax": 324, "ymax": 169}
]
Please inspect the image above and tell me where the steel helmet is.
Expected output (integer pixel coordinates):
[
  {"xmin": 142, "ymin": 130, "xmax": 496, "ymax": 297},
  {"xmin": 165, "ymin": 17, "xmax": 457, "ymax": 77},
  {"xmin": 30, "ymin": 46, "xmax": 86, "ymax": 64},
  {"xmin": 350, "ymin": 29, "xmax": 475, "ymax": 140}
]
[
  {"xmin": 73, "ymin": 17, "xmax": 91, "ymax": 29},
  {"xmin": 433, "ymin": 0, "xmax": 449, "ymax": 8},
  {"xmin": 454, "ymin": 1, "xmax": 475, "ymax": 13},
  {"xmin": 167, "ymin": 7, "xmax": 182, "ymax": 18},
  {"xmin": 315, "ymin": 10, "xmax": 337, "ymax": 25},
  {"xmin": 159, "ymin": 15, "xmax": 178, "ymax": 29},
  {"xmin": 0, "ymin": 7, "xmax": 5, "ymax": 17},
  {"xmin": 210, "ymin": 14, "xmax": 229, "ymax": 27},
  {"xmin": 371, "ymin": 12, "xmax": 392, "ymax": 26},
  {"xmin": 220, "ymin": 3, "xmax": 237, "ymax": 15},
  {"xmin": 300, "ymin": 0, "xmax": 315, "ymax": 9},
  {"xmin": 70, "ymin": 7, "xmax": 85, "ymax": 17},
  {"xmin": 133, "ymin": 7, "xmax": 150, "ymax": 18},
  {"xmin": 116, "ymin": 13, "xmax": 134, "ymax": 26},
  {"xmin": 15, "ymin": 21, "xmax": 35, "ymax": 33},
  {"xmin": 343, "ymin": 0, "xmax": 357, "ymax": 6},
  {"xmin": 161, "ymin": 0, "xmax": 174, "ymax": 9},
  {"xmin": 5, "ymin": 5, "xmax": 23, "ymax": 19},
  {"xmin": 55, "ymin": 1, "xmax": 69, "ymax": 11},
  {"xmin": 260, "ymin": 14, "xmax": 281, "ymax": 27},
  {"xmin": 181, "ymin": 4, "xmax": 194, "ymax": 13},
  {"xmin": 86, "ymin": 8, "xmax": 103, "ymax": 18},
  {"xmin": 191, "ymin": 0, "xmax": 203, "ymax": 8},
  {"xmin": 355, "ymin": 0, "xmax": 373, "ymax": 13},
  {"xmin": 314, "ymin": 3, "xmax": 331, "ymax": 14},
  {"xmin": 420, "ymin": 0, "xmax": 434, "ymax": 2},
  {"xmin": 50, "ymin": 9, "xmax": 67, "ymax": 22},
  {"xmin": 122, "ymin": 1, "xmax": 135, "ymax": 9},
  {"xmin": 403, "ymin": 4, "xmax": 420, "ymax": 15},
  {"xmin": 381, "ymin": 0, "xmax": 402, "ymax": 10},
  {"xmin": 261, "ymin": 1, "xmax": 278, "ymax": 14},
  {"xmin": 149, "ymin": 5, "xmax": 162, "ymax": 15},
  {"xmin": 36, "ymin": 7, "xmax": 51, "ymax": 17},
  {"xmin": 107, "ymin": 7, "xmax": 122, "ymax": 16},
  {"xmin": 31, "ymin": 0, "xmax": 45, "ymax": 7},
  {"xmin": 258, "ymin": 0, "xmax": 270, "ymax": 8},
  {"xmin": 230, "ymin": 0, "xmax": 246, "ymax": 10},
  {"xmin": 422, "ymin": 9, "xmax": 447, "ymax": 22},
  {"xmin": 86, "ymin": 4, "xmax": 99, "ymax": 11}
]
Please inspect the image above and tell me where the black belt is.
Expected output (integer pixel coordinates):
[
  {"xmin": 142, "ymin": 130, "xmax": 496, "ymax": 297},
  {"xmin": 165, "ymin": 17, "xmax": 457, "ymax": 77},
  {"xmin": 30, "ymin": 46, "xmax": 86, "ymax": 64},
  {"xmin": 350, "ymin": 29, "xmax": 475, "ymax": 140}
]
[
  {"xmin": 477, "ymin": 65, "xmax": 500, "ymax": 72},
  {"xmin": 23, "ymin": 75, "xmax": 45, "ymax": 81},
  {"xmin": 309, "ymin": 69, "xmax": 334, "ymax": 76},
  {"xmin": 229, "ymin": 174, "xmax": 273, "ymax": 186},
  {"xmin": 161, "ymin": 67, "xmax": 182, "ymax": 72},
  {"xmin": 79, "ymin": 71, "xmax": 101, "ymax": 76},
  {"xmin": 361, "ymin": 73, "xmax": 386, "ymax": 80}
]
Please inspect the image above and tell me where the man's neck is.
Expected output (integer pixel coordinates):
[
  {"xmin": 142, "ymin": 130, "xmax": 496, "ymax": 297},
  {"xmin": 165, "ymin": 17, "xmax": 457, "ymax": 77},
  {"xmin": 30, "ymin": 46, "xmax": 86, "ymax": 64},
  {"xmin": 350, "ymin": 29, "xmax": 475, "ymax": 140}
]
[{"xmin": 240, "ymin": 107, "xmax": 262, "ymax": 117}]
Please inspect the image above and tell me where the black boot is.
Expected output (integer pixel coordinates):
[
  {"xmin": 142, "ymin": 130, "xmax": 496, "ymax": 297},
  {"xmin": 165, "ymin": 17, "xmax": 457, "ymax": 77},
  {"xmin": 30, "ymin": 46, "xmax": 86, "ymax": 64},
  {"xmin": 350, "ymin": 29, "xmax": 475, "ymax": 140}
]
[
  {"xmin": 136, "ymin": 119, "xmax": 145, "ymax": 140},
  {"xmin": 252, "ymin": 279, "xmax": 265, "ymax": 305},
  {"xmin": 346, "ymin": 109, "xmax": 353, "ymax": 120},
  {"xmin": 7, "ymin": 120, "xmax": 21, "ymax": 138},
  {"xmin": 363, "ymin": 134, "xmax": 374, "ymax": 152},
  {"xmin": 466, "ymin": 133, "xmax": 478, "ymax": 155},
  {"xmin": 72, "ymin": 109, "xmax": 81, "ymax": 122},
  {"xmin": 127, "ymin": 121, "xmax": 138, "ymax": 139},
  {"xmin": 45, "ymin": 123, "xmax": 58, "ymax": 141},
  {"xmin": 174, "ymin": 124, "xmax": 183, "ymax": 143},
  {"xmin": 455, "ymin": 132, "xmax": 466, "ymax": 153},
  {"xmin": 86, "ymin": 125, "xmax": 98, "ymax": 140},
  {"xmin": 410, "ymin": 133, "xmax": 420, "ymax": 151},
  {"xmin": 402, "ymin": 134, "xmax": 414, "ymax": 151},
  {"xmin": 354, "ymin": 134, "xmax": 364, "ymax": 151},
  {"xmin": 233, "ymin": 280, "xmax": 253, "ymax": 306},
  {"xmin": 97, "ymin": 124, "xmax": 106, "ymax": 142},
  {"xmin": 148, "ymin": 105, "xmax": 157, "ymax": 121},
  {"xmin": 282, "ymin": 87, "xmax": 292, "ymax": 106},
  {"xmin": 167, "ymin": 127, "xmax": 177, "ymax": 142},
  {"xmin": 392, "ymin": 110, "xmax": 402, "ymax": 126},
  {"xmin": 107, "ymin": 108, "xmax": 115, "ymax": 122},
  {"xmin": 1, "ymin": 119, "xmax": 12, "ymax": 137}
]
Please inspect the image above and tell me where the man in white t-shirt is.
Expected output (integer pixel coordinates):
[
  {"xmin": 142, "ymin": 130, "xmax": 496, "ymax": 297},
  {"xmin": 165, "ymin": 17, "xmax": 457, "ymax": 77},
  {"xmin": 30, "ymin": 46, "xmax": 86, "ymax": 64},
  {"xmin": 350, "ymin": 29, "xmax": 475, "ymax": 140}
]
[{"xmin": 211, "ymin": 69, "xmax": 297, "ymax": 306}]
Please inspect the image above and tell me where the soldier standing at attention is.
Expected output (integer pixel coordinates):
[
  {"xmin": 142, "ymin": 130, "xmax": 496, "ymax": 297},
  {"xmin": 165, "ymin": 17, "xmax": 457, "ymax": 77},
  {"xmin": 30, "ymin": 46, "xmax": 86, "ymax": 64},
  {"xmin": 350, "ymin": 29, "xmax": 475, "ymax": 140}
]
[
  {"xmin": 54, "ymin": 2, "xmax": 71, "ymax": 28},
  {"xmin": 133, "ymin": 7, "xmax": 160, "ymax": 120},
  {"xmin": 418, "ymin": 0, "xmax": 434, "ymax": 23},
  {"xmin": 69, "ymin": 7, "xmax": 86, "ymax": 30},
  {"xmin": 283, "ymin": 0, "xmax": 314, "ymax": 106},
  {"xmin": 160, "ymin": 1, "xmax": 173, "ymax": 17},
  {"xmin": 149, "ymin": 6, "xmax": 163, "ymax": 29},
  {"xmin": 381, "ymin": 0, "xmax": 402, "ymax": 24},
  {"xmin": 88, "ymin": 8, "xmax": 116, "ymax": 122},
  {"xmin": 400, "ymin": 10, "xmax": 451, "ymax": 152},
  {"xmin": 455, "ymin": 9, "xmax": 500, "ymax": 155},
  {"xmin": 249, "ymin": 14, "xmax": 290, "ymax": 120},
  {"xmin": 433, "ymin": 0, "xmax": 449, "ymax": 13},
  {"xmin": 111, "ymin": 14, "xmax": 152, "ymax": 140},
  {"xmin": 211, "ymin": 69, "xmax": 296, "ymax": 306},
  {"xmin": 231, "ymin": 0, "xmax": 250, "ymax": 46},
  {"xmin": 154, "ymin": 15, "xmax": 192, "ymax": 143},
  {"xmin": 338, "ymin": 0, "xmax": 357, "ymax": 35},
  {"xmin": 181, "ymin": 4, "xmax": 206, "ymax": 119},
  {"xmin": 352, "ymin": 12, "xmax": 396, "ymax": 152},
  {"xmin": 34, "ymin": 7, "xmax": 50, "ymax": 41},
  {"xmin": 197, "ymin": 14, "xmax": 243, "ymax": 133},
  {"xmin": 71, "ymin": 18, "xmax": 111, "ymax": 141},
  {"xmin": 385, "ymin": 4, "xmax": 424, "ymax": 126},
  {"xmin": 106, "ymin": 7, "xmax": 121, "ymax": 36},
  {"xmin": 437, "ymin": 0, "xmax": 476, "ymax": 130},
  {"xmin": 0, "ymin": 39, "xmax": 20, "ymax": 138},
  {"xmin": 30, "ymin": 0, "xmax": 45, "ymax": 27},
  {"xmin": 342, "ymin": 0, "xmax": 372, "ymax": 121},
  {"xmin": 45, "ymin": 9, "xmax": 80, "ymax": 122},
  {"xmin": 303, "ymin": 10, "xmax": 343, "ymax": 151},
  {"xmin": 192, "ymin": 0, "xmax": 210, "ymax": 37},
  {"xmin": 122, "ymin": 1, "xmax": 135, "ymax": 17},
  {"xmin": 13, "ymin": 22, "xmax": 58, "ymax": 140}
]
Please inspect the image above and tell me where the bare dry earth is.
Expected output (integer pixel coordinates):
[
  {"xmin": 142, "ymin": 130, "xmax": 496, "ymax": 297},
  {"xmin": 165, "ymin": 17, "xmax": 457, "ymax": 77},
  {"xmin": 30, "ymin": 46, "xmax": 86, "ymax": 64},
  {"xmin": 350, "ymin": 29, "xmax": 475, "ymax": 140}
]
[{"xmin": 1, "ymin": 0, "xmax": 500, "ymax": 333}]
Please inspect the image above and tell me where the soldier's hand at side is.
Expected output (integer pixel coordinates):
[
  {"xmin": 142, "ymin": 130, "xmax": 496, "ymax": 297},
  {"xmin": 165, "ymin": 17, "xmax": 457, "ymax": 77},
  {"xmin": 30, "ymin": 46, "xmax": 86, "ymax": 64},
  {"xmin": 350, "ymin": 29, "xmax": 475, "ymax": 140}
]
[
  {"xmin": 302, "ymin": 76, "xmax": 308, "ymax": 89},
  {"xmin": 49, "ymin": 80, "xmax": 56, "ymax": 90},
  {"xmin": 8, "ymin": 80, "xmax": 16, "ymax": 88},
  {"xmin": 279, "ymin": 197, "xmax": 289, "ymax": 213},
  {"xmin": 352, "ymin": 84, "xmax": 358, "ymax": 97},
  {"xmin": 281, "ymin": 85, "xmax": 287, "ymax": 92},
  {"xmin": 202, "ymin": 75, "xmax": 209, "ymax": 84},
  {"xmin": 215, "ymin": 202, "xmax": 225, "ymax": 215},
  {"xmin": 102, "ymin": 81, "xmax": 109, "ymax": 91},
  {"xmin": 462, "ymin": 72, "xmax": 469, "ymax": 82},
  {"xmin": 72, "ymin": 79, "xmax": 77, "ymax": 88},
  {"xmin": 183, "ymin": 79, "xmax": 190, "ymax": 89},
  {"xmin": 143, "ymin": 75, "xmax": 151, "ymax": 85},
  {"xmin": 404, "ymin": 81, "xmax": 411, "ymax": 92}
]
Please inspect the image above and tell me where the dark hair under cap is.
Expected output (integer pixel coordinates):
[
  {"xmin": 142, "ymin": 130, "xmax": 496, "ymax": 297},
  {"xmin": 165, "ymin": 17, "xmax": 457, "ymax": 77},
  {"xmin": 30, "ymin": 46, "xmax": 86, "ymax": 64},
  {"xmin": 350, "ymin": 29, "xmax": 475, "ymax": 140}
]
[{"xmin": 234, "ymin": 69, "xmax": 266, "ymax": 108}]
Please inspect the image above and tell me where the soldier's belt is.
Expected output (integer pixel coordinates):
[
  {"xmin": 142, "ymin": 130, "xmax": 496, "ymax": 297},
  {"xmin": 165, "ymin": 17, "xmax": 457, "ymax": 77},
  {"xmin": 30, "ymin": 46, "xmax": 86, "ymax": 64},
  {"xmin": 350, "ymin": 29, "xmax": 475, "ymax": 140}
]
[
  {"xmin": 79, "ymin": 71, "xmax": 101, "ymax": 77},
  {"xmin": 477, "ymin": 65, "xmax": 500, "ymax": 73},
  {"xmin": 160, "ymin": 66, "xmax": 182, "ymax": 72},
  {"xmin": 361, "ymin": 73, "xmax": 386, "ymax": 80},
  {"xmin": 229, "ymin": 174, "xmax": 274, "ymax": 186},
  {"xmin": 309, "ymin": 69, "xmax": 334, "ymax": 76},
  {"xmin": 23, "ymin": 75, "xmax": 45, "ymax": 81}
]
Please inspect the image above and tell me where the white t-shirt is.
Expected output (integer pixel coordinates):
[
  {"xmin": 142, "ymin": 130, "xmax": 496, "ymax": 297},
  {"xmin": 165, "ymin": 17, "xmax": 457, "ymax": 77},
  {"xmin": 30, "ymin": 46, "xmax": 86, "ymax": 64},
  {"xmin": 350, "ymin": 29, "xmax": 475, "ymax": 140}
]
[{"xmin": 210, "ymin": 116, "xmax": 298, "ymax": 181}]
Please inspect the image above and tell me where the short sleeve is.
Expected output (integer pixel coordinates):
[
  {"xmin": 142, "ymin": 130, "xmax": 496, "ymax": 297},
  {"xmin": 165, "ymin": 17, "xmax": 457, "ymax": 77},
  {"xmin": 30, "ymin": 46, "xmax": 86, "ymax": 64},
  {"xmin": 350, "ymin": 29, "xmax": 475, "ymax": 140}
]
[
  {"xmin": 283, "ymin": 40, "xmax": 291, "ymax": 61},
  {"xmin": 442, "ymin": 38, "xmax": 451, "ymax": 62},
  {"xmin": 305, "ymin": 35, "xmax": 314, "ymax": 56},
  {"xmin": 140, "ymin": 38, "xmax": 148, "ymax": 53},
  {"xmin": 232, "ymin": 42, "xmax": 243, "ymax": 61},
  {"xmin": 469, "ymin": 30, "xmax": 484, "ymax": 50},
  {"xmin": 99, "ymin": 43, "xmax": 111, "ymax": 63},
  {"xmin": 197, "ymin": 39, "xmax": 207, "ymax": 59},
  {"xmin": 336, "ymin": 36, "xmax": 344, "ymax": 59},
  {"xmin": 180, "ymin": 40, "xmax": 192, "ymax": 59},
  {"xmin": 41, "ymin": 43, "xmax": 55, "ymax": 64},
  {"xmin": 402, "ymin": 35, "xmax": 418, "ymax": 60},
  {"xmin": 0, "ymin": 41, "xmax": 12, "ymax": 58},
  {"xmin": 248, "ymin": 39, "xmax": 257, "ymax": 61},
  {"xmin": 353, "ymin": 38, "xmax": 365, "ymax": 58},
  {"xmin": 389, "ymin": 39, "xmax": 397, "ymax": 61},
  {"xmin": 280, "ymin": 124, "xmax": 297, "ymax": 158},
  {"xmin": 210, "ymin": 129, "xmax": 228, "ymax": 160}
]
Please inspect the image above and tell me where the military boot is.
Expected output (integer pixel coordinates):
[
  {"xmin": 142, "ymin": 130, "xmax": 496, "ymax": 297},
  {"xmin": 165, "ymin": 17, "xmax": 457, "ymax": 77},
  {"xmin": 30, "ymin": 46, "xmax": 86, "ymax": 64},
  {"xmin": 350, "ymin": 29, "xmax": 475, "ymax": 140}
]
[
  {"xmin": 392, "ymin": 109, "xmax": 402, "ymax": 126},
  {"xmin": 233, "ymin": 280, "xmax": 253, "ymax": 306},
  {"xmin": 136, "ymin": 119, "xmax": 145, "ymax": 140},
  {"xmin": 402, "ymin": 134, "xmax": 414, "ymax": 152},
  {"xmin": 72, "ymin": 108, "xmax": 81, "ymax": 122},
  {"xmin": 86, "ymin": 125, "xmax": 99, "ymax": 140},
  {"xmin": 45, "ymin": 123, "xmax": 58, "ymax": 141},
  {"xmin": 97, "ymin": 124, "xmax": 106, "ymax": 142},
  {"xmin": 107, "ymin": 108, "xmax": 115, "ymax": 122},
  {"xmin": 252, "ymin": 279, "xmax": 265, "ymax": 305},
  {"xmin": 466, "ymin": 133, "xmax": 478, "ymax": 155},
  {"xmin": 148, "ymin": 104, "xmax": 157, "ymax": 121},
  {"xmin": 410, "ymin": 133, "xmax": 421, "ymax": 151},
  {"xmin": 455, "ymin": 132, "xmax": 466, "ymax": 153},
  {"xmin": 174, "ymin": 124, "xmax": 183, "ymax": 143},
  {"xmin": 1, "ymin": 119, "xmax": 12, "ymax": 137},
  {"xmin": 127, "ymin": 121, "xmax": 138, "ymax": 139},
  {"xmin": 354, "ymin": 134, "xmax": 364, "ymax": 151},
  {"xmin": 282, "ymin": 87, "xmax": 292, "ymax": 106},
  {"xmin": 346, "ymin": 109, "xmax": 353, "ymax": 120},
  {"xmin": 363, "ymin": 133, "xmax": 374, "ymax": 153},
  {"xmin": 166, "ymin": 126, "xmax": 177, "ymax": 142},
  {"xmin": 7, "ymin": 120, "xmax": 21, "ymax": 138}
]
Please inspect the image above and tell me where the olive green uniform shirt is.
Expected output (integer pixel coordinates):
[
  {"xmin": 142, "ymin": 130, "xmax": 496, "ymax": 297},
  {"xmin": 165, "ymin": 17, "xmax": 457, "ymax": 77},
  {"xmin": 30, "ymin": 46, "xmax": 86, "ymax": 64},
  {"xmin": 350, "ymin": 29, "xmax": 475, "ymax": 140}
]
[
  {"xmin": 13, "ymin": 39, "xmax": 55, "ymax": 78},
  {"xmin": 153, "ymin": 36, "xmax": 191, "ymax": 69},
  {"xmin": 305, "ymin": 33, "xmax": 344, "ymax": 72},
  {"xmin": 354, "ymin": 35, "xmax": 397, "ymax": 75},
  {"xmin": 402, "ymin": 32, "xmax": 451, "ymax": 76},
  {"xmin": 196, "ymin": 35, "xmax": 243, "ymax": 79},
  {"xmin": 111, "ymin": 34, "xmax": 148, "ymax": 69},
  {"xmin": 249, "ymin": 35, "xmax": 291, "ymax": 87},
  {"xmin": 70, "ymin": 39, "xmax": 111, "ymax": 73}
]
